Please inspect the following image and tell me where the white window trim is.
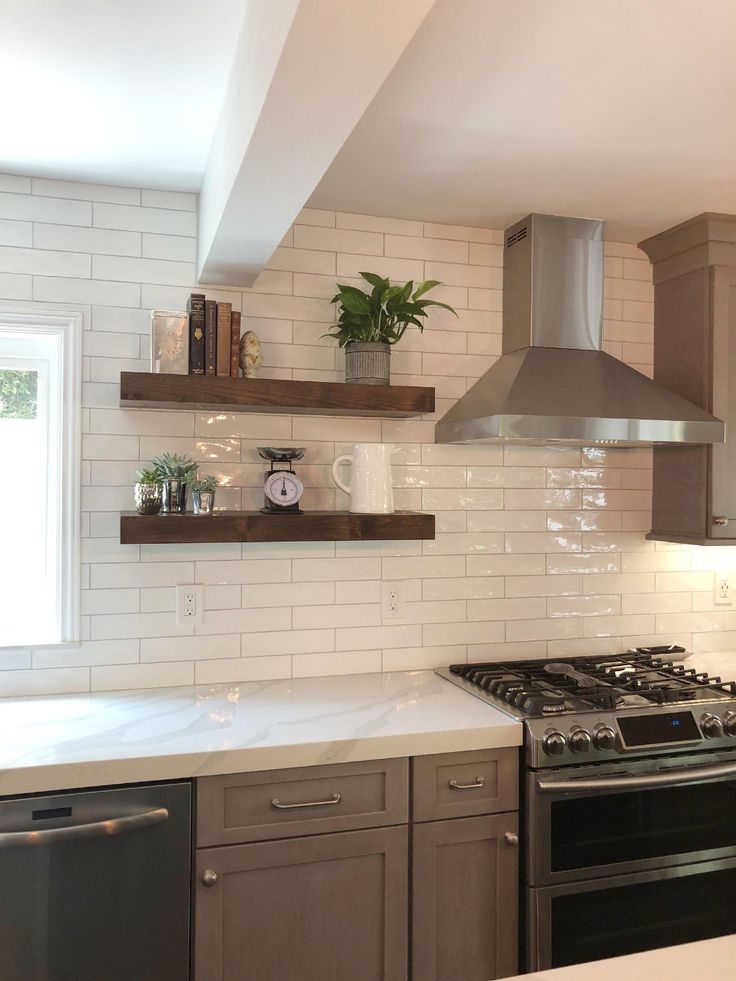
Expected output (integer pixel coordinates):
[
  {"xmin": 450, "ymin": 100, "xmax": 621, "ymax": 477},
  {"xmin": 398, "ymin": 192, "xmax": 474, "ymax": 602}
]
[{"xmin": 0, "ymin": 306, "xmax": 82, "ymax": 646}]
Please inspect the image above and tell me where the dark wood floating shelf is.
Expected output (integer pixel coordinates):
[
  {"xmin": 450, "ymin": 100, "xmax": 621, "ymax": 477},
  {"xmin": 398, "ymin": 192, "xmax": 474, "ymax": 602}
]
[
  {"xmin": 120, "ymin": 510, "xmax": 435, "ymax": 545},
  {"xmin": 120, "ymin": 372, "xmax": 434, "ymax": 418}
]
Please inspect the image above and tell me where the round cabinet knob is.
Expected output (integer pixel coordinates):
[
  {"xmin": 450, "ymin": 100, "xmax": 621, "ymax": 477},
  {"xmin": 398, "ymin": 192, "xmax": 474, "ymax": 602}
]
[
  {"xmin": 201, "ymin": 869, "xmax": 219, "ymax": 888},
  {"xmin": 594, "ymin": 726, "xmax": 617, "ymax": 751},
  {"xmin": 724, "ymin": 712, "xmax": 736, "ymax": 736},
  {"xmin": 701, "ymin": 714, "xmax": 724, "ymax": 739},
  {"xmin": 504, "ymin": 831, "xmax": 519, "ymax": 847},
  {"xmin": 569, "ymin": 728, "xmax": 592, "ymax": 753},
  {"xmin": 542, "ymin": 731, "xmax": 567, "ymax": 756}
]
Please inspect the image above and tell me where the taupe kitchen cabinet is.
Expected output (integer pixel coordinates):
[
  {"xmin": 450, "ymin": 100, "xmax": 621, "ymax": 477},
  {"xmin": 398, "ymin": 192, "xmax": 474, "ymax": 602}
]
[
  {"xmin": 411, "ymin": 749, "xmax": 520, "ymax": 981},
  {"xmin": 194, "ymin": 758, "xmax": 409, "ymax": 981},
  {"xmin": 193, "ymin": 750, "xmax": 520, "ymax": 981},
  {"xmin": 640, "ymin": 213, "xmax": 736, "ymax": 544}
]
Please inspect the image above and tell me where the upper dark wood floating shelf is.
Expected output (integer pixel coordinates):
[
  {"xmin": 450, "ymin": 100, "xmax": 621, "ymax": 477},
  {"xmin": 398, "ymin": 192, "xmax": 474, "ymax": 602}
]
[
  {"xmin": 120, "ymin": 372, "xmax": 434, "ymax": 418},
  {"xmin": 120, "ymin": 510, "xmax": 435, "ymax": 545}
]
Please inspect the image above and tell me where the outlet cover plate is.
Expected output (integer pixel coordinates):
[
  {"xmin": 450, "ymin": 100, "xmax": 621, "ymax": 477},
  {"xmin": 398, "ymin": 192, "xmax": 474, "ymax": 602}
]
[{"xmin": 176, "ymin": 584, "xmax": 204, "ymax": 625}]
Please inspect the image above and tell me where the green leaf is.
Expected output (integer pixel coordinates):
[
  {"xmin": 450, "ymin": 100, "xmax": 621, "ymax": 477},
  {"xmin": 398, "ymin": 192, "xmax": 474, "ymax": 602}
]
[
  {"xmin": 326, "ymin": 271, "xmax": 457, "ymax": 346},
  {"xmin": 412, "ymin": 279, "xmax": 441, "ymax": 300},
  {"xmin": 359, "ymin": 272, "xmax": 390, "ymax": 291}
]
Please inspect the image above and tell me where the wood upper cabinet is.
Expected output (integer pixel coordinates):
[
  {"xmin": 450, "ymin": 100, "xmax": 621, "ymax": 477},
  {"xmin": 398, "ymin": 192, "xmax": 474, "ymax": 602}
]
[
  {"xmin": 640, "ymin": 213, "xmax": 736, "ymax": 544},
  {"xmin": 412, "ymin": 812, "xmax": 520, "ymax": 981},
  {"xmin": 195, "ymin": 826, "xmax": 408, "ymax": 981}
]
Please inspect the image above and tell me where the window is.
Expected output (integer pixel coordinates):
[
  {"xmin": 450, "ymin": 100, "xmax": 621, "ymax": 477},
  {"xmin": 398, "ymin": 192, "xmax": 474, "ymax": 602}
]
[{"xmin": 0, "ymin": 310, "xmax": 81, "ymax": 646}]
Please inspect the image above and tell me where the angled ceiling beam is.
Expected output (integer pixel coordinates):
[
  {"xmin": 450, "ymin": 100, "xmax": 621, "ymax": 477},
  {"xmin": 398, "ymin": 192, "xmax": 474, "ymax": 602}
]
[{"xmin": 197, "ymin": 0, "xmax": 435, "ymax": 286}]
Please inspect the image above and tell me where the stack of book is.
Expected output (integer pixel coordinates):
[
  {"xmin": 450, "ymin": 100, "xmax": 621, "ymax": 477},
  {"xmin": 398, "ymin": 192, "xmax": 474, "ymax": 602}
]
[{"xmin": 187, "ymin": 293, "xmax": 241, "ymax": 377}]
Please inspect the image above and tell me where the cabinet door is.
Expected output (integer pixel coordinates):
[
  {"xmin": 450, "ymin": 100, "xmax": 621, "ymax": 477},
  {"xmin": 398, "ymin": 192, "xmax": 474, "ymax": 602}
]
[
  {"xmin": 412, "ymin": 813, "xmax": 519, "ymax": 981},
  {"xmin": 195, "ymin": 825, "xmax": 408, "ymax": 981}
]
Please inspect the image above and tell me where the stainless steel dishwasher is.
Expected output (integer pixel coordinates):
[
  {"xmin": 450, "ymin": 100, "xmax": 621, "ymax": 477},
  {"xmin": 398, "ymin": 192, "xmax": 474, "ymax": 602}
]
[{"xmin": 0, "ymin": 781, "xmax": 191, "ymax": 981}]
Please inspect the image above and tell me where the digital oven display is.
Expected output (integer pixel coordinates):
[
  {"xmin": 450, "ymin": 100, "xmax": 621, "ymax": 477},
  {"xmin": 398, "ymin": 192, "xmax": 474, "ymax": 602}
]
[{"xmin": 618, "ymin": 711, "xmax": 702, "ymax": 747}]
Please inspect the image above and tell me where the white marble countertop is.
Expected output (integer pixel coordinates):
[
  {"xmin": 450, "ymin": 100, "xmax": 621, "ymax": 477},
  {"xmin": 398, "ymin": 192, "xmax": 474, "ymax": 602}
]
[
  {"xmin": 0, "ymin": 670, "xmax": 521, "ymax": 796},
  {"xmin": 513, "ymin": 934, "xmax": 736, "ymax": 980}
]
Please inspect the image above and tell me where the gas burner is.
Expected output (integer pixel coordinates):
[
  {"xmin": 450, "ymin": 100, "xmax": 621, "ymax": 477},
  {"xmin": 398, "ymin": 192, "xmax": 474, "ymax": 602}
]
[{"xmin": 444, "ymin": 649, "xmax": 736, "ymax": 719}]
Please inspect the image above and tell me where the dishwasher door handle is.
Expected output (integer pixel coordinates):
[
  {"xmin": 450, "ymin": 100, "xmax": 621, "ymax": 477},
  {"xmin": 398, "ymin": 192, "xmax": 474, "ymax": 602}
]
[{"xmin": 0, "ymin": 807, "xmax": 169, "ymax": 850}]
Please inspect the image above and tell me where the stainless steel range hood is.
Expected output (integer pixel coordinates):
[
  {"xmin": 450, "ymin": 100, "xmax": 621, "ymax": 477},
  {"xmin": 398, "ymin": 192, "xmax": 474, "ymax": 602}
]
[{"xmin": 435, "ymin": 214, "xmax": 725, "ymax": 446}]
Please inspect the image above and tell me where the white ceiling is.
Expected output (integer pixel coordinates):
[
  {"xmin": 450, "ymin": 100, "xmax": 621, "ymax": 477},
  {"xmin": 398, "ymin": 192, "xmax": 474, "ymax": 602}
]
[
  {"xmin": 309, "ymin": 0, "xmax": 736, "ymax": 241},
  {"xmin": 0, "ymin": 0, "xmax": 246, "ymax": 190}
]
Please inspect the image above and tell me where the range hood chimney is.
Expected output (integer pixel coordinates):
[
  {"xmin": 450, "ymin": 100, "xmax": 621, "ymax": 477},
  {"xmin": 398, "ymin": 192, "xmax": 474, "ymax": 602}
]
[{"xmin": 434, "ymin": 214, "xmax": 725, "ymax": 446}]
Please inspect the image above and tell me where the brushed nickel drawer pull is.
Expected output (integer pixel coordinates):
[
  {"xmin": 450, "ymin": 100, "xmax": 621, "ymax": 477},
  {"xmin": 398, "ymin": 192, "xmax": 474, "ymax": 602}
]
[
  {"xmin": 271, "ymin": 792, "xmax": 342, "ymax": 811},
  {"xmin": 449, "ymin": 776, "xmax": 486, "ymax": 791}
]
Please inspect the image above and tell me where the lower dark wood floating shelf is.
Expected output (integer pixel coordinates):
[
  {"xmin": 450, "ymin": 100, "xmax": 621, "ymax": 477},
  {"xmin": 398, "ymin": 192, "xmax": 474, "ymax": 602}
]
[
  {"xmin": 120, "ymin": 372, "xmax": 434, "ymax": 418},
  {"xmin": 120, "ymin": 510, "xmax": 435, "ymax": 545}
]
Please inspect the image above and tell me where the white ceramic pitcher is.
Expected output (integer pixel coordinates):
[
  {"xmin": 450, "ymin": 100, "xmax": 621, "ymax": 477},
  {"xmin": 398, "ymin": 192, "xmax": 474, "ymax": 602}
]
[{"xmin": 331, "ymin": 443, "xmax": 395, "ymax": 514}]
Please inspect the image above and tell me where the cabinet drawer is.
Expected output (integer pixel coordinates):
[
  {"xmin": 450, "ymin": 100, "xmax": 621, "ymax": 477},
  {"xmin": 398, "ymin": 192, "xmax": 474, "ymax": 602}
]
[
  {"xmin": 197, "ymin": 757, "xmax": 408, "ymax": 845},
  {"xmin": 412, "ymin": 748, "xmax": 518, "ymax": 822}
]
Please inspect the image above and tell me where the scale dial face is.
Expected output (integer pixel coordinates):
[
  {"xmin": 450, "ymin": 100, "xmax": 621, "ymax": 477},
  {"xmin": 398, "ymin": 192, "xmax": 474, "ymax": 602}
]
[{"xmin": 264, "ymin": 471, "xmax": 304, "ymax": 507}]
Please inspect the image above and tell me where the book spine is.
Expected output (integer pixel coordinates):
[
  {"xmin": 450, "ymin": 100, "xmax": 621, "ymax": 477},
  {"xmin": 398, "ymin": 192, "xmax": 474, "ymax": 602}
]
[
  {"xmin": 216, "ymin": 302, "xmax": 232, "ymax": 376},
  {"xmin": 204, "ymin": 300, "xmax": 217, "ymax": 375},
  {"xmin": 230, "ymin": 311, "xmax": 241, "ymax": 377},
  {"xmin": 187, "ymin": 293, "xmax": 206, "ymax": 374}
]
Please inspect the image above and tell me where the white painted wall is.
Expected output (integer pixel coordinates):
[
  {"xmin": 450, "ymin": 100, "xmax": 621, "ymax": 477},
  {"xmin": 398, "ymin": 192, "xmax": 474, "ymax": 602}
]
[{"xmin": 0, "ymin": 172, "xmax": 733, "ymax": 697}]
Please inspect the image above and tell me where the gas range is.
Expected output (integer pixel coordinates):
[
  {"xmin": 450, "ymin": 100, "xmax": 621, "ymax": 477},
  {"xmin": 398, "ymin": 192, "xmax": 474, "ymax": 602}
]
[{"xmin": 437, "ymin": 645, "xmax": 736, "ymax": 768}]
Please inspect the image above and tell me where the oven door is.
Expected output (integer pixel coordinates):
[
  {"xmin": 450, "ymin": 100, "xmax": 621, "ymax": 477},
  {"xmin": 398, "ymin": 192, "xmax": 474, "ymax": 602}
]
[
  {"xmin": 527, "ymin": 749, "xmax": 736, "ymax": 886},
  {"xmin": 528, "ymin": 856, "xmax": 736, "ymax": 970}
]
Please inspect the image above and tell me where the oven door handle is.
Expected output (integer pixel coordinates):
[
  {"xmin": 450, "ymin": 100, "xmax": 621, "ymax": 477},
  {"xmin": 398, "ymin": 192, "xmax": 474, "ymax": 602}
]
[{"xmin": 537, "ymin": 760, "xmax": 736, "ymax": 793}]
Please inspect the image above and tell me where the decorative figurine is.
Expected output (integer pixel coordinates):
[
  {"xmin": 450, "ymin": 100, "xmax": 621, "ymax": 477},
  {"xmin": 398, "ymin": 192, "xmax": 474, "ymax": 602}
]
[
  {"xmin": 239, "ymin": 330, "xmax": 262, "ymax": 378},
  {"xmin": 257, "ymin": 447, "xmax": 305, "ymax": 514}
]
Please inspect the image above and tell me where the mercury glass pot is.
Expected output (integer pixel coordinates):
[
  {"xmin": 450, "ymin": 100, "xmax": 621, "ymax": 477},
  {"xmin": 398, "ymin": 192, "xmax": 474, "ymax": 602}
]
[
  {"xmin": 134, "ymin": 481, "xmax": 162, "ymax": 515},
  {"xmin": 160, "ymin": 478, "xmax": 188, "ymax": 513},
  {"xmin": 192, "ymin": 490, "xmax": 215, "ymax": 515}
]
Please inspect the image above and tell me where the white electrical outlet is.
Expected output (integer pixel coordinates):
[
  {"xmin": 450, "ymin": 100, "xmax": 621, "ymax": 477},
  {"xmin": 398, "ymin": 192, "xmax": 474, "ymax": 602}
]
[
  {"xmin": 381, "ymin": 581, "xmax": 405, "ymax": 621},
  {"xmin": 176, "ymin": 584, "xmax": 204, "ymax": 625},
  {"xmin": 714, "ymin": 571, "xmax": 733, "ymax": 606}
]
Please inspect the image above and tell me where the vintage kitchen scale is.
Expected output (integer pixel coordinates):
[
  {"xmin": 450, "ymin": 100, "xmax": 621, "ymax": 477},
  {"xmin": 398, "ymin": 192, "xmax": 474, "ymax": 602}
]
[{"xmin": 257, "ymin": 447, "xmax": 305, "ymax": 514}]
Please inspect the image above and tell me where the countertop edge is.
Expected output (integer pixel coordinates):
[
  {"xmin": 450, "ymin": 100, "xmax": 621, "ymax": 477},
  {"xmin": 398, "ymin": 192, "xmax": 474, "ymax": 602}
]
[{"xmin": 0, "ymin": 722, "xmax": 522, "ymax": 797}]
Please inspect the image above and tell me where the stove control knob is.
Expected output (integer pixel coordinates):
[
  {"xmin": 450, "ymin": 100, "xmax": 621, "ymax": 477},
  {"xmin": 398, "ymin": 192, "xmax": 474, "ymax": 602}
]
[
  {"xmin": 569, "ymin": 728, "xmax": 592, "ymax": 753},
  {"xmin": 701, "ymin": 713, "xmax": 724, "ymax": 739},
  {"xmin": 724, "ymin": 712, "xmax": 736, "ymax": 736},
  {"xmin": 542, "ymin": 731, "xmax": 567, "ymax": 757},
  {"xmin": 594, "ymin": 725, "xmax": 617, "ymax": 751}
]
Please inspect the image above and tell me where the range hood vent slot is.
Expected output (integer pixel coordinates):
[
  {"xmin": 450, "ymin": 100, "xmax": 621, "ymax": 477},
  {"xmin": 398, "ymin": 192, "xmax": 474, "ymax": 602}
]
[{"xmin": 505, "ymin": 226, "xmax": 527, "ymax": 248}]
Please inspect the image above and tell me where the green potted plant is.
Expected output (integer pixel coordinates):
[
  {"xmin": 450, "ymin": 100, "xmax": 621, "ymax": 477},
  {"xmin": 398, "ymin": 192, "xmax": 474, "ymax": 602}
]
[
  {"xmin": 326, "ymin": 272, "xmax": 457, "ymax": 385},
  {"xmin": 134, "ymin": 467, "xmax": 162, "ymax": 515},
  {"xmin": 190, "ymin": 474, "xmax": 218, "ymax": 515},
  {"xmin": 152, "ymin": 452, "xmax": 198, "ymax": 513}
]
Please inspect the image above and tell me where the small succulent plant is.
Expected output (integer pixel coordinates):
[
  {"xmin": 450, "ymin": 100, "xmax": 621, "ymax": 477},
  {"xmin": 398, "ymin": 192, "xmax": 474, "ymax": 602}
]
[
  {"xmin": 191, "ymin": 475, "xmax": 218, "ymax": 493},
  {"xmin": 135, "ymin": 467, "xmax": 161, "ymax": 485},
  {"xmin": 152, "ymin": 452, "xmax": 198, "ymax": 482}
]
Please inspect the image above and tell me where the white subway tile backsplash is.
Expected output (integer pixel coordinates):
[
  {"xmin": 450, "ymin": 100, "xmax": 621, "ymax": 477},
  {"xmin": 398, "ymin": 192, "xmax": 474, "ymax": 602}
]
[
  {"xmin": 0, "ymin": 175, "xmax": 31, "ymax": 193},
  {"xmin": 336, "ymin": 212, "xmax": 422, "ymax": 236},
  {"xmin": 141, "ymin": 189, "xmax": 197, "ymax": 211},
  {"xmin": 91, "ymin": 662, "xmax": 194, "ymax": 691},
  {"xmin": 3, "ymin": 181, "xmax": 725, "ymax": 694},
  {"xmin": 34, "ymin": 275, "xmax": 141, "ymax": 306},
  {"xmin": 93, "ymin": 202, "xmax": 196, "ymax": 235},
  {"xmin": 293, "ymin": 650, "xmax": 381, "ymax": 678},
  {"xmin": 293, "ymin": 225, "xmax": 383, "ymax": 255},
  {"xmin": 0, "ymin": 218, "xmax": 32, "ymax": 247},
  {"xmin": 0, "ymin": 191, "xmax": 92, "ymax": 225},
  {"xmin": 0, "ymin": 271, "xmax": 32, "ymax": 299}
]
